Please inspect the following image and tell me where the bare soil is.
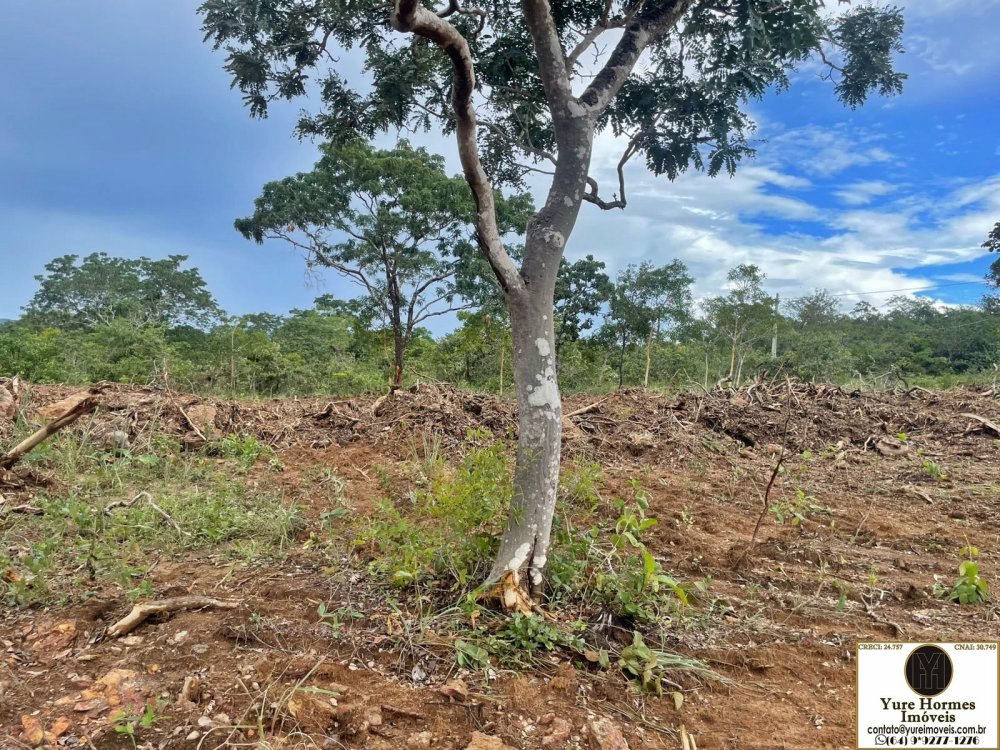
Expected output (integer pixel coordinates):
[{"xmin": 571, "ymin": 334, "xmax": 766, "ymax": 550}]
[{"xmin": 2, "ymin": 380, "xmax": 998, "ymax": 749}]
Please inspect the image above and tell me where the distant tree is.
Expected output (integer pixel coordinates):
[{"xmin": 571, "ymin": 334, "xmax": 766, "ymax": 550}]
[
  {"xmin": 786, "ymin": 290, "xmax": 842, "ymax": 328},
  {"xmin": 704, "ymin": 264, "xmax": 774, "ymax": 385},
  {"xmin": 202, "ymin": 0, "xmax": 906, "ymax": 593},
  {"xmin": 639, "ymin": 261, "xmax": 693, "ymax": 387},
  {"xmin": 553, "ymin": 255, "xmax": 612, "ymax": 349},
  {"xmin": 605, "ymin": 261, "xmax": 692, "ymax": 389},
  {"xmin": 24, "ymin": 253, "xmax": 219, "ymax": 330},
  {"xmin": 985, "ymin": 221, "xmax": 1000, "ymax": 302},
  {"xmin": 236, "ymin": 140, "xmax": 532, "ymax": 387},
  {"xmin": 850, "ymin": 300, "xmax": 881, "ymax": 322}
]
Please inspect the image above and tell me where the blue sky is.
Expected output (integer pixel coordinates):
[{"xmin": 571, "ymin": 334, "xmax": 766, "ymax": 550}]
[{"xmin": 1, "ymin": 1, "xmax": 998, "ymax": 326}]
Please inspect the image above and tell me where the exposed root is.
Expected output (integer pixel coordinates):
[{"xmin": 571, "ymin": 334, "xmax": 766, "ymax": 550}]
[{"xmin": 107, "ymin": 595, "xmax": 241, "ymax": 637}]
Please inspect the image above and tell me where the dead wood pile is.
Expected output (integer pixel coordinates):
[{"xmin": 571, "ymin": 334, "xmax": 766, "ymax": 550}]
[{"xmin": 2, "ymin": 379, "xmax": 997, "ymax": 466}]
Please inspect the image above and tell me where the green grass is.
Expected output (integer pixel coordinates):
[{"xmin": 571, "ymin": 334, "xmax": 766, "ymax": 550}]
[{"xmin": 1, "ymin": 428, "xmax": 301, "ymax": 606}]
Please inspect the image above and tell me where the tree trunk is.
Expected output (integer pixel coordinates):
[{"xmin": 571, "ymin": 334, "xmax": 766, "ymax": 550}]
[
  {"xmin": 498, "ymin": 334, "xmax": 505, "ymax": 397},
  {"xmin": 392, "ymin": 330, "xmax": 405, "ymax": 388},
  {"xmin": 728, "ymin": 333, "xmax": 738, "ymax": 380},
  {"xmin": 643, "ymin": 329, "xmax": 653, "ymax": 388},
  {"xmin": 618, "ymin": 330, "xmax": 627, "ymax": 390},
  {"xmin": 488, "ymin": 282, "xmax": 561, "ymax": 591}
]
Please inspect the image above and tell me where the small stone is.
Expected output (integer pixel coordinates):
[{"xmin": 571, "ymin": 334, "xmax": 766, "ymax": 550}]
[
  {"xmin": 542, "ymin": 718, "xmax": 573, "ymax": 748},
  {"xmin": 186, "ymin": 731, "xmax": 200, "ymax": 741},
  {"xmin": 407, "ymin": 731, "xmax": 433, "ymax": 748},
  {"xmin": 191, "ymin": 644, "xmax": 209, "ymax": 655},
  {"xmin": 464, "ymin": 731, "xmax": 515, "ymax": 750},
  {"xmin": 121, "ymin": 636, "xmax": 143, "ymax": 647},
  {"xmin": 197, "ymin": 716, "xmax": 214, "ymax": 728},
  {"xmin": 169, "ymin": 630, "xmax": 189, "ymax": 645},
  {"xmin": 588, "ymin": 717, "xmax": 628, "ymax": 750}
]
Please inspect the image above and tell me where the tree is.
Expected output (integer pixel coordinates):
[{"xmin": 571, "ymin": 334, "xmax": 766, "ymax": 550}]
[
  {"xmin": 554, "ymin": 255, "xmax": 612, "ymax": 349},
  {"xmin": 201, "ymin": 0, "xmax": 905, "ymax": 594},
  {"xmin": 985, "ymin": 221, "xmax": 1000, "ymax": 300},
  {"xmin": 604, "ymin": 261, "xmax": 691, "ymax": 388},
  {"xmin": 786, "ymin": 290, "xmax": 842, "ymax": 328},
  {"xmin": 24, "ymin": 253, "xmax": 219, "ymax": 330},
  {"xmin": 638, "ymin": 261, "xmax": 693, "ymax": 387},
  {"xmin": 236, "ymin": 140, "xmax": 532, "ymax": 387},
  {"xmin": 704, "ymin": 264, "xmax": 774, "ymax": 385}
]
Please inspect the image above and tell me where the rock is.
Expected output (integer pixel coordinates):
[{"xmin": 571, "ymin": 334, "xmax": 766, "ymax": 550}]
[
  {"xmin": 464, "ymin": 732, "xmax": 515, "ymax": 750},
  {"xmin": 627, "ymin": 430, "xmax": 656, "ymax": 455},
  {"xmin": 542, "ymin": 718, "xmax": 573, "ymax": 747},
  {"xmin": 197, "ymin": 716, "xmax": 214, "ymax": 728},
  {"xmin": 407, "ymin": 731, "xmax": 434, "ymax": 748},
  {"xmin": 588, "ymin": 717, "xmax": 629, "ymax": 750},
  {"xmin": 186, "ymin": 731, "xmax": 200, "ymax": 741}
]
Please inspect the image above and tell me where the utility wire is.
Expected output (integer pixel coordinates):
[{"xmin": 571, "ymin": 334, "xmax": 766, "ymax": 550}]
[{"xmin": 828, "ymin": 280, "xmax": 986, "ymax": 298}]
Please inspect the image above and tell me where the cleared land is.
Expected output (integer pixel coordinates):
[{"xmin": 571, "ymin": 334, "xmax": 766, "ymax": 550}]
[{"xmin": 2, "ymin": 380, "xmax": 998, "ymax": 749}]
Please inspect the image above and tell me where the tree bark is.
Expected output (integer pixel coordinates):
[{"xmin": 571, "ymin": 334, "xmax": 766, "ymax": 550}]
[
  {"xmin": 643, "ymin": 329, "xmax": 653, "ymax": 388},
  {"xmin": 618, "ymin": 329, "xmax": 627, "ymax": 390},
  {"xmin": 488, "ymin": 260, "xmax": 562, "ymax": 590},
  {"xmin": 392, "ymin": 329, "xmax": 405, "ymax": 388}
]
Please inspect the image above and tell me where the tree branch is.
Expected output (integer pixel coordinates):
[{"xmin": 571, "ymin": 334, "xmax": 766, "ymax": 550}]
[
  {"xmin": 579, "ymin": 0, "xmax": 693, "ymax": 114},
  {"xmin": 582, "ymin": 134, "xmax": 640, "ymax": 211},
  {"xmin": 392, "ymin": 0, "xmax": 524, "ymax": 298},
  {"xmin": 520, "ymin": 0, "xmax": 576, "ymax": 124}
]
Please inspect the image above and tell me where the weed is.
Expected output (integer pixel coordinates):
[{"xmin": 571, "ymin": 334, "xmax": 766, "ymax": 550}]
[
  {"xmin": 559, "ymin": 460, "xmax": 604, "ymax": 510},
  {"xmin": 317, "ymin": 602, "xmax": 365, "ymax": 637},
  {"xmin": 921, "ymin": 459, "xmax": 948, "ymax": 481},
  {"xmin": 112, "ymin": 700, "xmax": 167, "ymax": 746},
  {"xmin": 618, "ymin": 631, "xmax": 714, "ymax": 694},
  {"xmin": 358, "ymin": 437, "xmax": 510, "ymax": 591},
  {"xmin": 950, "ymin": 546, "xmax": 989, "ymax": 605},
  {"xmin": 207, "ymin": 434, "xmax": 272, "ymax": 470},
  {"xmin": 769, "ymin": 488, "xmax": 832, "ymax": 526},
  {"xmin": 1, "ymin": 441, "xmax": 301, "ymax": 607}
]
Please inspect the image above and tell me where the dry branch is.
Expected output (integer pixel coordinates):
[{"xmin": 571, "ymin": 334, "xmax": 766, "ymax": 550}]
[
  {"xmin": 108, "ymin": 595, "xmax": 241, "ymax": 637},
  {"xmin": 564, "ymin": 397, "xmax": 609, "ymax": 418},
  {"xmin": 0, "ymin": 393, "xmax": 96, "ymax": 470},
  {"xmin": 959, "ymin": 412, "xmax": 1000, "ymax": 437}
]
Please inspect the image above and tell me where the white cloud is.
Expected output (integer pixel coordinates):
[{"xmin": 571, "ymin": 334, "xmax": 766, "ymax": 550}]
[
  {"xmin": 764, "ymin": 125, "xmax": 896, "ymax": 177},
  {"xmin": 568, "ymin": 126, "xmax": 997, "ymax": 310},
  {"xmin": 834, "ymin": 180, "xmax": 897, "ymax": 206},
  {"xmin": 908, "ymin": 35, "xmax": 975, "ymax": 76}
]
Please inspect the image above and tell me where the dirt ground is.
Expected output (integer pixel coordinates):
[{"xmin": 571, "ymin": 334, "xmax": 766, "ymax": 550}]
[{"xmin": 1, "ymin": 379, "xmax": 998, "ymax": 749}]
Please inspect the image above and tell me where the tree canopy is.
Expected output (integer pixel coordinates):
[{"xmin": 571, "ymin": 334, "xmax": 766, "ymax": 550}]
[
  {"xmin": 24, "ymin": 253, "xmax": 219, "ymax": 331},
  {"xmin": 236, "ymin": 139, "xmax": 533, "ymax": 384}
]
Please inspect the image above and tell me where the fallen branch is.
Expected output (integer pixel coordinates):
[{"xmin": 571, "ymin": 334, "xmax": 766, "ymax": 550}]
[
  {"xmin": 565, "ymin": 397, "xmax": 610, "ymax": 419},
  {"xmin": 959, "ymin": 412, "xmax": 1000, "ymax": 437},
  {"xmin": 177, "ymin": 403, "xmax": 208, "ymax": 443},
  {"xmin": 0, "ymin": 394, "xmax": 97, "ymax": 470},
  {"xmin": 108, "ymin": 595, "xmax": 241, "ymax": 637},
  {"xmin": 105, "ymin": 491, "xmax": 191, "ymax": 537}
]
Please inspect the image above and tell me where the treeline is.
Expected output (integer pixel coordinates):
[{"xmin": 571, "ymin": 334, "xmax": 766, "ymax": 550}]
[{"xmin": 1, "ymin": 252, "xmax": 998, "ymax": 396}]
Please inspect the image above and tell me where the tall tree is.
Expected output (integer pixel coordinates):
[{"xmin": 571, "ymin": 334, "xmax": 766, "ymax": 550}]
[
  {"xmin": 639, "ymin": 260, "xmax": 693, "ymax": 387},
  {"xmin": 201, "ymin": 0, "xmax": 906, "ymax": 595},
  {"xmin": 554, "ymin": 255, "xmax": 612, "ymax": 349},
  {"xmin": 983, "ymin": 221, "xmax": 1000, "ymax": 310},
  {"xmin": 704, "ymin": 264, "xmax": 774, "ymax": 385},
  {"xmin": 236, "ymin": 140, "xmax": 532, "ymax": 386},
  {"xmin": 24, "ymin": 253, "xmax": 219, "ymax": 330},
  {"xmin": 604, "ymin": 261, "xmax": 692, "ymax": 388}
]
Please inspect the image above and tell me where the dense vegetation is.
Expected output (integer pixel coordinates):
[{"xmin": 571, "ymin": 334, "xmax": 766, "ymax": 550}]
[{"xmin": 2, "ymin": 250, "xmax": 997, "ymax": 395}]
